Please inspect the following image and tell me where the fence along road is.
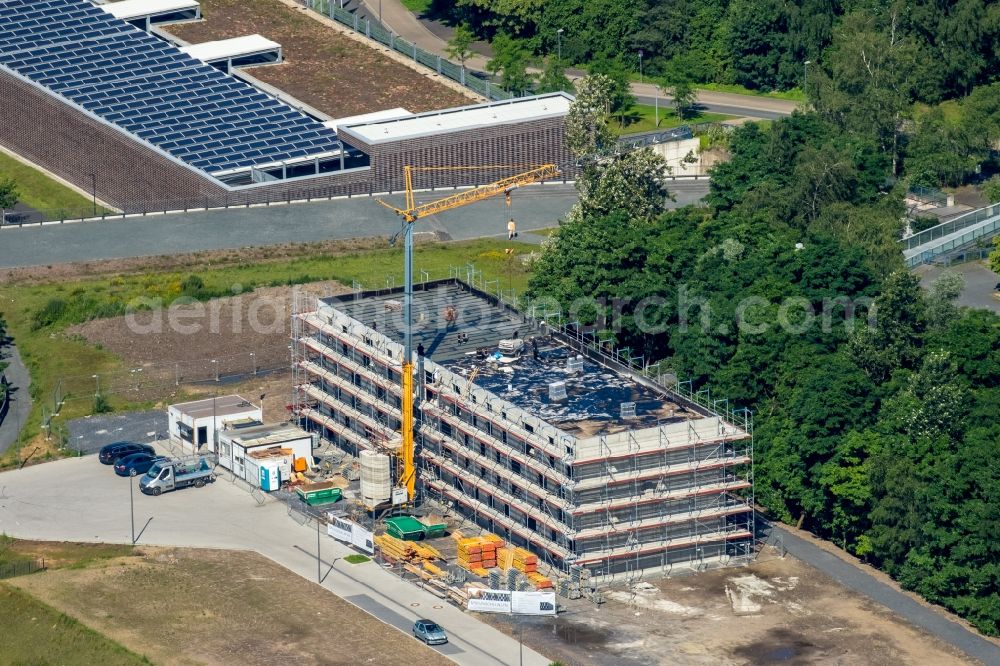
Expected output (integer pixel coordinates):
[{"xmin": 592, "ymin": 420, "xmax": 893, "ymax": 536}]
[{"xmin": 0, "ymin": 181, "xmax": 711, "ymax": 269}]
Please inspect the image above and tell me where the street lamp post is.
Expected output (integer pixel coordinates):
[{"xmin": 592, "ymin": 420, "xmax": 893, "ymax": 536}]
[
  {"xmin": 129, "ymin": 469, "xmax": 136, "ymax": 544},
  {"xmin": 654, "ymin": 84, "xmax": 659, "ymax": 128},
  {"xmin": 804, "ymin": 60, "xmax": 811, "ymax": 97},
  {"xmin": 638, "ymin": 49, "xmax": 643, "ymax": 85},
  {"xmin": 250, "ymin": 352, "xmax": 257, "ymax": 377},
  {"xmin": 556, "ymin": 28, "xmax": 563, "ymax": 61},
  {"xmin": 92, "ymin": 373, "xmax": 100, "ymax": 396}
]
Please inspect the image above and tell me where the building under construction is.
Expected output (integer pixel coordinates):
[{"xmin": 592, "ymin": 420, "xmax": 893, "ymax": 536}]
[{"xmin": 292, "ymin": 279, "xmax": 754, "ymax": 580}]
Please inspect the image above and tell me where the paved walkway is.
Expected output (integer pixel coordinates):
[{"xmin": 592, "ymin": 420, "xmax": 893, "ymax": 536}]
[
  {"xmin": 0, "ymin": 181, "xmax": 710, "ymax": 269},
  {"xmin": 771, "ymin": 524, "xmax": 1000, "ymax": 665},
  {"xmin": 358, "ymin": 0, "xmax": 798, "ymax": 119},
  {"xmin": 0, "ymin": 343, "xmax": 31, "ymax": 455},
  {"xmin": 0, "ymin": 455, "xmax": 550, "ymax": 666}
]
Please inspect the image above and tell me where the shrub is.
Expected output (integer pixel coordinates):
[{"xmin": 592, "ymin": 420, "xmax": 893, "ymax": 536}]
[{"xmin": 31, "ymin": 298, "xmax": 67, "ymax": 330}]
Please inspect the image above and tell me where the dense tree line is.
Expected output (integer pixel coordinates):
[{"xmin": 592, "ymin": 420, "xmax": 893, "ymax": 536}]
[
  {"xmin": 528, "ymin": 101, "xmax": 1000, "ymax": 634},
  {"xmin": 430, "ymin": 0, "xmax": 1000, "ymax": 101}
]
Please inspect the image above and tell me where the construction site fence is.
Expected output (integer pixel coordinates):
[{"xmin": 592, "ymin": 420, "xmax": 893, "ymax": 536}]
[
  {"xmin": 0, "ymin": 558, "xmax": 46, "ymax": 580},
  {"xmin": 298, "ymin": 0, "xmax": 513, "ymax": 102},
  {"xmin": 0, "ymin": 177, "xmax": 584, "ymax": 228},
  {"xmin": 42, "ymin": 351, "xmax": 291, "ymax": 447}
]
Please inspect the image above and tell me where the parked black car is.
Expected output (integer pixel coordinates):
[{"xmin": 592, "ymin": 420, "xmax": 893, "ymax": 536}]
[
  {"xmin": 114, "ymin": 452, "xmax": 167, "ymax": 477},
  {"xmin": 98, "ymin": 441, "xmax": 155, "ymax": 465}
]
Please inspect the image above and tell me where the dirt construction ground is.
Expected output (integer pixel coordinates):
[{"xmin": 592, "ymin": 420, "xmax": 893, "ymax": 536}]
[
  {"xmin": 165, "ymin": 0, "xmax": 474, "ymax": 117},
  {"xmin": 12, "ymin": 545, "xmax": 451, "ymax": 666},
  {"xmin": 501, "ymin": 546, "xmax": 974, "ymax": 666}
]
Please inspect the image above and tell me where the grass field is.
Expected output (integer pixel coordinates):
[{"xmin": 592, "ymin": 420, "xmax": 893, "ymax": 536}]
[
  {"xmin": 696, "ymin": 82, "xmax": 806, "ymax": 101},
  {"xmin": 614, "ymin": 104, "xmax": 736, "ymax": 135},
  {"xmin": 1, "ymin": 536, "xmax": 134, "ymax": 571},
  {"xmin": 1, "ymin": 238, "xmax": 538, "ymax": 464},
  {"xmin": 11, "ymin": 546, "xmax": 452, "ymax": 665},
  {"xmin": 0, "ymin": 584, "xmax": 150, "ymax": 665},
  {"xmin": 0, "ymin": 151, "xmax": 112, "ymax": 218},
  {"xmin": 400, "ymin": 0, "xmax": 432, "ymax": 11}
]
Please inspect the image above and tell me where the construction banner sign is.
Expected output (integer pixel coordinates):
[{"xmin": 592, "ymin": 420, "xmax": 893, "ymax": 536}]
[{"xmin": 466, "ymin": 588, "xmax": 556, "ymax": 616}]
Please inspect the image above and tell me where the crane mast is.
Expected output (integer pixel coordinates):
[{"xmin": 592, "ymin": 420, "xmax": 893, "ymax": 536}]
[{"xmin": 380, "ymin": 163, "xmax": 560, "ymax": 502}]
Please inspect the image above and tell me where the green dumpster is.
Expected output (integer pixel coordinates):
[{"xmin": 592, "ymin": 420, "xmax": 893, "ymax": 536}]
[
  {"xmin": 296, "ymin": 482, "xmax": 343, "ymax": 506},
  {"xmin": 419, "ymin": 519, "xmax": 448, "ymax": 539},
  {"xmin": 385, "ymin": 516, "xmax": 427, "ymax": 541}
]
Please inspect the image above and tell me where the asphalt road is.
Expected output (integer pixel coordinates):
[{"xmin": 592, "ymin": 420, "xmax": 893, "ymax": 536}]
[
  {"xmin": 0, "ymin": 343, "xmax": 31, "ymax": 455},
  {"xmin": 354, "ymin": 0, "xmax": 797, "ymax": 121},
  {"xmin": 0, "ymin": 181, "xmax": 710, "ymax": 269},
  {"xmin": 0, "ymin": 454, "xmax": 550, "ymax": 666},
  {"xmin": 634, "ymin": 95, "xmax": 790, "ymax": 121},
  {"xmin": 771, "ymin": 525, "xmax": 1000, "ymax": 665}
]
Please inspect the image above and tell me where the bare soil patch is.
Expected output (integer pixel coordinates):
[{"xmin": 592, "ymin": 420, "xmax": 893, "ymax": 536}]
[
  {"xmin": 66, "ymin": 281, "xmax": 346, "ymax": 408},
  {"xmin": 494, "ymin": 547, "xmax": 972, "ymax": 666},
  {"xmin": 12, "ymin": 546, "xmax": 450, "ymax": 666},
  {"xmin": 165, "ymin": 0, "xmax": 473, "ymax": 116}
]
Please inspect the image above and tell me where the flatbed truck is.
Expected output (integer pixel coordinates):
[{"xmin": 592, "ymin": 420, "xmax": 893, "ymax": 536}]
[{"xmin": 139, "ymin": 454, "xmax": 216, "ymax": 496}]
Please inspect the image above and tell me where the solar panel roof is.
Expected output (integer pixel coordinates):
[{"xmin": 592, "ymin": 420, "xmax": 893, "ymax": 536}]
[{"xmin": 0, "ymin": 0, "xmax": 342, "ymax": 175}]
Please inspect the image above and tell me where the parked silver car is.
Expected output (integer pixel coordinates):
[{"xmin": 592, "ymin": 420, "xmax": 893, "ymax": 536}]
[{"xmin": 412, "ymin": 619, "xmax": 448, "ymax": 645}]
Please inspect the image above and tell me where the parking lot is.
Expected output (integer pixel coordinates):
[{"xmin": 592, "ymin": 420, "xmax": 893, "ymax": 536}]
[
  {"xmin": 65, "ymin": 411, "xmax": 166, "ymax": 455},
  {"xmin": 0, "ymin": 453, "xmax": 549, "ymax": 666}
]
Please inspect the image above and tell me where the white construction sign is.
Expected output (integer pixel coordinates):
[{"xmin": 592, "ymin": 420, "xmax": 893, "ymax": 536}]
[
  {"xmin": 326, "ymin": 515, "xmax": 374, "ymax": 554},
  {"xmin": 466, "ymin": 588, "xmax": 557, "ymax": 616}
]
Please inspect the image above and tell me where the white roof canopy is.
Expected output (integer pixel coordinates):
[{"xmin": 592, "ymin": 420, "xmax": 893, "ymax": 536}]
[
  {"xmin": 101, "ymin": 0, "xmax": 200, "ymax": 21},
  {"xmin": 180, "ymin": 34, "xmax": 281, "ymax": 63},
  {"xmin": 339, "ymin": 93, "xmax": 573, "ymax": 145},
  {"xmin": 324, "ymin": 108, "xmax": 413, "ymax": 132}
]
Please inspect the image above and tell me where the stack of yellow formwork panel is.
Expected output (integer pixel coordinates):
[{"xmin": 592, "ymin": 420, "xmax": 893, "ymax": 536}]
[{"xmin": 456, "ymin": 537, "xmax": 484, "ymax": 575}]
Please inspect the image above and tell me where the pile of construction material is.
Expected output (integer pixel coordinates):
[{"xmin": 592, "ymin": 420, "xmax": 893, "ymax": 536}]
[
  {"xmin": 374, "ymin": 533, "xmax": 445, "ymax": 575},
  {"xmin": 453, "ymin": 532, "xmax": 553, "ymax": 591},
  {"xmin": 455, "ymin": 533, "xmax": 502, "ymax": 575},
  {"xmin": 375, "ymin": 533, "xmax": 470, "ymax": 605}
]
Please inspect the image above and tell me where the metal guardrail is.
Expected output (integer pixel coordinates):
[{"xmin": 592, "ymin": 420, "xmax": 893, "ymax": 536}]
[
  {"xmin": 904, "ymin": 214, "xmax": 1000, "ymax": 267},
  {"xmin": 301, "ymin": 0, "xmax": 513, "ymax": 102},
  {"xmin": 618, "ymin": 126, "xmax": 694, "ymax": 149},
  {"xmin": 902, "ymin": 203, "xmax": 1000, "ymax": 251}
]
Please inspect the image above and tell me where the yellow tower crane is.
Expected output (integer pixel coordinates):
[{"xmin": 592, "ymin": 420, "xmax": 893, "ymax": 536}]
[{"xmin": 378, "ymin": 164, "xmax": 560, "ymax": 502}]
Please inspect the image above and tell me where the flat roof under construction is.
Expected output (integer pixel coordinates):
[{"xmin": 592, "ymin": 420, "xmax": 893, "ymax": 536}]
[{"xmin": 323, "ymin": 283, "xmax": 687, "ymax": 436}]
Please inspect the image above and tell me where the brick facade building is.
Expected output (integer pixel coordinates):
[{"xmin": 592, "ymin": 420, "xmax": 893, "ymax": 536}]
[{"xmin": 0, "ymin": 65, "xmax": 573, "ymax": 213}]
